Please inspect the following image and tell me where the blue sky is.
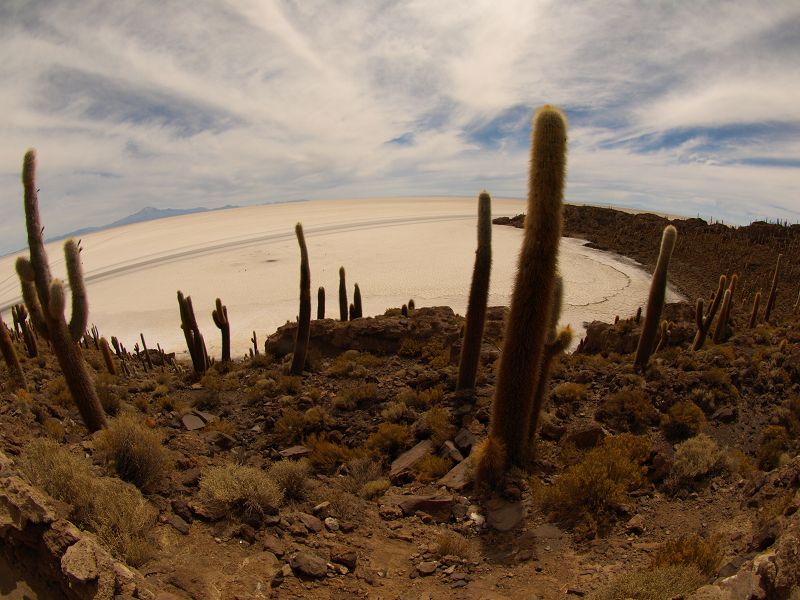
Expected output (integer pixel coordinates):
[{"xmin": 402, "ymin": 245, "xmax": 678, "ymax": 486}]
[{"xmin": 1, "ymin": 0, "xmax": 799, "ymax": 254}]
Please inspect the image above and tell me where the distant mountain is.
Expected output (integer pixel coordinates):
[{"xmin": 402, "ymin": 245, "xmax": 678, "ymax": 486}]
[{"xmin": 51, "ymin": 205, "xmax": 239, "ymax": 241}]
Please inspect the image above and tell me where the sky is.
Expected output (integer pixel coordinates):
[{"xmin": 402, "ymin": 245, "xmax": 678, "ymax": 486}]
[{"xmin": 1, "ymin": 0, "xmax": 799, "ymax": 254}]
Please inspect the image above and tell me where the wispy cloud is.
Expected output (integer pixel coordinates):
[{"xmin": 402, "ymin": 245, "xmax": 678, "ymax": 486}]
[{"xmin": 1, "ymin": 0, "xmax": 799, "ymax": 253}]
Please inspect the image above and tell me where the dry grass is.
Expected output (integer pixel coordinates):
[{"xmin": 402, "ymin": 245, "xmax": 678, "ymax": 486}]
[
  {"xmin": 552, "ymin": 382, "xmax": 588, "ymax": 404},
  {"xmin": 596, "ymin": 388, "xmax": 657, "ymax": 433},
  {"xmin": 595, "ymin": 564, "xmax": 706, "ymax": 600},
  {"xmin": 666, "ymin": 433, "xmax": 725, "ymax": 491},
  {"xmin": 200, "ymin": 463, "xmax": 282, "ymax": 518},
  {"xmin": 273, "ymin": 408, "xmax": 305, "ymax": 444},
  {"xmin": 267, "ymin": 459, "xmax": 312, "ymax": 504},
  {"xmin": 338, "ymin": 455, "xmax": 386, "ymax": 497},
  {"xmin": 305, "ymin": 433, "xmax": 356, "ymax": 473},
  {"xmin": 661, "ymin": 400, "xmax": 706, "ymax": 441},
  {"xmin": 19, "ymin": 438, "xmax": 156, "ymax": 566},
  {"xmin": 434, "ymin": 530, "xmax": 475, "ymax": 560},
  {"xmin": 415, "ymin": 454, "xmax": 452, "ymax": 482},
  {"xmin": 360, "ymin": 478, "xmax": 390, "ymax": 499},
  {"xmin": 333, "ymin": 383, "xmax": 379, "ymax": 410},
  {"xmin": 94, "ymin": 413, "xmax": 173, "ymax": 493},
  {"xmin": 757, "ymin": 425, "xmax": 789, "ymax": 470},
  {"xmin": 652, "ymin": 533, "xmax": 723, "ymax": 576},
  {"xmin": 327, "ymin": 350, "xmax": 384, "ymax": 377},
  {"xmin": 367, "ymin": 423, "xmax": 413, "ymax": 459},
  {"xmin": 419, "ymin": 407, "xmax": 456, "ymax": 446},
  {"xmin": 380, "ymin": 401, "xmax": 408, "ymax": 422}
]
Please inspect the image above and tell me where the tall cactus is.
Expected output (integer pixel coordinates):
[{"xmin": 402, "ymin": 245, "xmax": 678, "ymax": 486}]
[
  {"xmin": 177, "ymin": 291, "xmax": 208, "ymax": 373},
  {"xmin": 212, "ymin": 297, "xmax": 230, "ymax": 362},
  {"xmin": 633, "ymin": 225, "xmax": 677, "ymax": 372},
  {"xmin": 15, "ymin": 150, "xmax": 106, "ymax": 431},
  {"xmin": 749, "ymin": 290, "xmax": 762, "ymax": 329},
  {"xmin": 763, "ymin": 254, "xmax": 782, "ymax": 323},
  {"xmin": 691, "ymin": 275, "xmax": 726, "ymax": 351},
  {"xmin": 290, "ymin": 223, "xmax": 311, "ymax": 375},
  {"xmin": 456, "ymin": 191, "xmax": 492, "ymax": 391},
  {"xmin": 317, "ymin": 287, "xmax": 325, "ymax": 319},
  {"xmin": 712, "ymin": 274, "xmax": 737, "ymax": 343},
  {"xmin": 353, "ymin": 284, "xmax": 363, "ymax": 319},
  {"xmin": 477, "ymin": 105, "xmax": 567, "ymax": 480},
  {"xmin": 338, "ymin": 267, "xmax": 348, "ymax": 321},
  {"xmin": 0, "ymin": 315, "xmax": 27, "ymax": 391},
  {"xmin": 99, "ymin": 336, "xmax": 117, "ymax": 375},
  {"xmin": 13, "ymin": 305, "xmax": 37, "ymax": 358}
]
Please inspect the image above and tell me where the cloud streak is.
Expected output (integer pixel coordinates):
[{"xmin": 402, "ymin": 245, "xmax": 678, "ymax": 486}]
[{"xmin": 1, "ymin": 0, "xmax": 799, "ymax": 253}]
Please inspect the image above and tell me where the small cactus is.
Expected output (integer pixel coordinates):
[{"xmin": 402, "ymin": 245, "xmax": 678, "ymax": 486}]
[
  {"xmin": 212, "ymin": 297, "xmax": 231, "ymax": 362},
  {"xmin": 401, "ymin": 304, "xmax": 408, "ymax": 317},
  {"xmin": 289, "ymin": 223, "xmax": 311, "ymax": 376},
  {"xmin": 634, "ymin": 224, "xmax": 677, "ymax": 372},
  {"xmin": 338, "ymin": 267, "xmax": 348, "ymax": 321},
  {"xmin": 353, "ymin": 284, "xmax": 363, "ymax": 319},
  {"xmin": 691, "ymin": 275, "xmax": 726, "ymax": 351},
  {"xmin": 0, "ymin": 314, "xmax": 27, "ymax": 391},
  {"xmin": 317, "ymin": 287, "xmax": 325, "ymax": 319},
  {"xmin": 408, "ymin": 299, "xmax": 415, "ymax": 312},
  {"xmin": 457, "ymin": 191, "xmax": 492, "ymax": 392}
]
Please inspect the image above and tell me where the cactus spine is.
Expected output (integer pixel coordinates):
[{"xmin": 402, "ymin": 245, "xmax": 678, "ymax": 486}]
[
  {"xmin": 0, "ymin": 315, "xmax": 27, "ymax": 391},
  {"xmin": 478, "ymin": 105, "xmax": 567, "ymax": 478},
  {"xmin": 177, "ymin": 291, "xmax": 208, "ymax": 373},
  {"xmin": 317, "ymin": 287, "xmax": 325, "ymax": 319},
  {"xmin": 353, "ymin": 284, "xmax": 363, "ymax": 319},
  {"xmin": 457, "ymin": 191, "xmax": 492, "ymax": 392},
  {"xmin": 634, "ymin": 225, "xmax": 677, "ymax": 372},
  {"xmin": 212, "ymin": 297, "xmax": 230, "ymax": 362},
  {"xmin": 691, "ymin": 275, "xmax": 726, "ymax": 351},
  {"xmin": 15, "ymin": 150, "xmax": 106, "ymax": 431},
  {"xmin": 290, "ymin": 223, "xmax": 311, "ymax": 375},
  {"xmin": 763, "ymin": 254, "xmax": 781, "ymax": 323},
  {"xmin": 338, "ymin": 267, "xmax": 348, "ymax": 321}
]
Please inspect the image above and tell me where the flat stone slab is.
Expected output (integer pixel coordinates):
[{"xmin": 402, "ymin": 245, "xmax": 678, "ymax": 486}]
[
  {"xmin": 437, "ymin": 459, "xmax": 471, "ymax": 492},
  {"xmin": 181, "ymin": 413, "xmax": 205, "ymax": 431},
  {"xmin": 290, "ymin": 551, "xmax": 327, "ymax": 579},
  {"xmin": 390, "ymin": 440, "xmax": 435, "ymax": 483},
  {"xmin": 279, "ymin": 445, "xmax": 311, "ymax": 459},
  {"xmin": 385, "ymin": 494, "xmax": 455, "ymax": 523}
]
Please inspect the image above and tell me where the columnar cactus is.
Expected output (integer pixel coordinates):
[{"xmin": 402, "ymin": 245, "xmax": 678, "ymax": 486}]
[
  {"xmin": 749, "ymin": 290, "xmax": 762, "ymax": 329},
  {"xmin": 338, "ymin": 267, "xmax": 348, "ymax": 321},
  {"xmin": 457, "ymin": 191, "xmax": 492, "ymax": 392},
  {"xmin": 317, "ymin": 287, "xmax": 325, "ymax": 319},
  {"xmin": 290, "ymin": 223, "xmax": 311, "ymax": 375},
  {"xmin": 691, "ymin": 275, "xmax": 726, "ymax": 351},
  {"xmin": 408, "ymin": 299, "xmax": 415, "ymax": 312},
  {"xmin": 634, "ymin": 225, "xmax": 677, "ymax": 372},
  {"xmin": 177, "ymin": 291, "xmax": 208, "ymax": 373},
  {"xmin": 13, "ymin": 304, "xmax": 37, "ymax": 358},
  {"xmin": 353, "ymin": 284, "xmax": 363, "ymax": 319},
  {"xmin": 477, "ymin": 105, "xmax": 567, "ymax": 480},
  {"xmin": 0, "ymin": 315, "xmax": 27, "ymax": 391},
  {"xmin": 212, "ymin": 297, "xmax": 230, "ymax": 362},
  {"xmin": 712, "ymin": 274, "xmax": 737, "ymax": 343},
  {"xmin": 99, "ymin": 336, "xmax": 117, "ymax": 375},
  {"xmin": 763, "ymin": 254, "xmax": 782, "ymax": 323},
  {"xmin": 15, "ymin": 150, "xmax": 106, "ymax": 431}
]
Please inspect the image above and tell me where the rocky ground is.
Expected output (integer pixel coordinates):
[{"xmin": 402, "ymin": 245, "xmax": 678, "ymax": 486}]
[{"xmin": 2, "ymin": 205, "xmax": 800, "ymax": 600}]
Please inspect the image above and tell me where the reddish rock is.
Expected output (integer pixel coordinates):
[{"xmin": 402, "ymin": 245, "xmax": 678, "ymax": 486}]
[{"xmin": 390, "ymin": 440, "xmax": 435, "ymax": 483}]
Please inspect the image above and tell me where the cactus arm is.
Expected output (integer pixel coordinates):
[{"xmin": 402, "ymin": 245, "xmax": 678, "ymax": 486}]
[
  {"xmin": 457, "ymin": 191, "xmax": 492, "ymax": 392},
  {"xmin": 290, "ymin": 223, "xmax": 311, "ymax": 375},
  {"xmin": 64, "ymin": 239, "xmax": 89, "ymax": 342}
]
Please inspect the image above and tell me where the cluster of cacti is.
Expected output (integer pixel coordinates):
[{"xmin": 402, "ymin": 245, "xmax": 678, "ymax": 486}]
[
  {"xmin": 177, "ymin": 290, "xmax": 209, "ymax": 374},
  {"xmin": 476, "ymin": 105, "xmax": 569, "ymax": 485},
  {"xmin": 634, "ymin": 225, "xmax": 677, "ymax": 372},
  {"xmin": 763, "ymin": 254, "xmax": 781, "ymax": 323},
  {"xmin": 0, "ymin": 314, "xmax": 27, "ymax": 391},
  {"xmin": 14, "ymin": 150, "xmax": 107, "ymax": 431},
  {"xmin": 290, "ymin": 223, "xmax": 311, "ymax": 375},
  {"xmin": 456, "ymin": 191, "xmax": 492, "ymax": 392},
  {"xmin": 212, "ymin": 298, "xmax": 230, "ymax": 362},
  {"xmin": 691, "ymin": 275, "xmax": 726, "ymax": 351}
]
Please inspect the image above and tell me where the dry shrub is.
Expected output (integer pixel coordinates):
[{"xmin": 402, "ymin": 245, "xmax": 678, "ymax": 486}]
[
  {"xmin": 274, "ymin": 408, "xmax": 305, "ymax": 444},
  {"xmin": 94, "ymin": 413, "xmax": 172, "ymax": 493},
  {"xmin": 334, "ymin": 383, "xmax": 379, "ymax": 410},
  {"xmin": 381, "ymin": 401, "xmax": 408, "ymax": 422},
  {"xmin": 367, "ymin": 423, "xmax": 413, "ymax": 459},
  {"xmin": 96, "ymin": 373, "xmax": 124, "ymax": 416},
  {"xmin": 757, "ymin": 425, "xmax": 789, "ymax": 471},
  {"xmin": 419, "ymin": 407, "xmax": 456, "ymax": 445},
  {"xmin": 666, "ymin": 433, "xmax": 725, "ymax": 491},
  {"xmin": 305, "ymin": 433, "xmax": 355, "ymax": 473},
  {"xmin": 661, "ymin": 400, "xmax": 706, "ymax": 441},
  {"xmin": 42, "ymin": 418, "xmax": 65, "ymax": 442},
  {"xmin": 552, "ymin": 382, "xmax": 588, "ymax": 404},
  {"xmin": 278, "ymin": 375, "xmax": 302, "ymax": 394},
  {"xmin": 725, "ymin": 447, "xmax": 755, "ymax": 478},
  {"xmin": 200, "ymin": 463, "xmax": 281, "ymax": 518},
  {"xmin": 267, "ymin": 459, "xmax": 312, "ymax": 504},
  {"xmin": 303, "ymin": 406, "xmax": 332, "ymax": 431},
  {"xmin": 596, "ymin": 564, "xmax": 706, "ymax": 600},
  {"xmin": 419, "ymin": 385, "xmax": 445, "ymax": 405},
  {"xmin": 203, "ymin": 419, "xmax": 236, "ymax": 435},
  {"xmin": 415, "ymin": 455, "xmax": 452, "ymax": 482},
  {"xmin": 398, "ymin": 338, "xmax": 449, "ymax": 367},
  {"xmin": 596, "ymin": 388, "xmax": 657, "ymax": 433},
  {"xmin": 45, "ymin": 376, "xmax": 72, "ymax": 406},
  {"xmin": 360, "ymin": 478, "xmax": 390, "ymax": 499},
  {"xmin": 541, "ymin": 434, "xmax": 649, "ymax": 538},
  {"xmin": 19, "ymin": 439, "xmax": 156, "ymax": 566},
  {"xmin": 435, "ymin": 530, "xmax": 475, "ymax": 560},
  {"xmin": 338, "ymin": 456, "xmax": 385, "ymax": 497},
  {"xmin": 327, "ymin": 350, "xmax": 384, "ymax": 377},
  {"xmin": 327, "ymin": 489, "xmax": 364, "ymax": 520},
  {"xmin": 652, "ymin": 533, "xmax": 723, "ymax": 575}
]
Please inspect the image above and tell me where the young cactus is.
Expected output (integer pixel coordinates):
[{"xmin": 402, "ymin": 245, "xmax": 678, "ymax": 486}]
[
  {"xmin": 691, "ymin": 275, "xmax": 726, "ymax": 351},
  {"xmin": 338, "ymin": 267, "xmax": 348, "ymax": 321},
  {"xmin": 457, "ymin": 191, "xmax": 492, "ymax": 392},
  {"xmin": 290, "ymin": 223, "xmax": 311, "ymax": 375},
  {"xmin": 15, "ymin": 150, "xmax": 106, "ymax": 431},
  {"xmin": 633, "ymin": 225, "xmax": 677, "ymax": 372},
  {"xmin": 478, "ymin": 105, "xmax": 567, "ymax": 480},
  {"xmin": 212, "ymin": 297, "xmax": 231, "ymax": 362}
]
